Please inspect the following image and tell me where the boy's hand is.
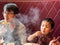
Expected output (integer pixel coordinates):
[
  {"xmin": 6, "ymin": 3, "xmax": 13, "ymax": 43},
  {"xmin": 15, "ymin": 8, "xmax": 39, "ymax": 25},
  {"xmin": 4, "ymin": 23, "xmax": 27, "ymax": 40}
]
[
  {"xmin": 35, "ymin": 31, "xmax": 41, "ymax": 36},
  {"xmin": 28, "ymin": 31, "xmax": 41, "ymax": 41}
]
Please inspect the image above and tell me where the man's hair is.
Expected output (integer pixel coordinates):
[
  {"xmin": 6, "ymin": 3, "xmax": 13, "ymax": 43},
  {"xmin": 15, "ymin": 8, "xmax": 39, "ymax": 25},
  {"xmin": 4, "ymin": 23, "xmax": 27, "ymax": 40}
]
[
  {"xmin": 41, "ymin": 18, "xmax": 55, "ymax": 29},
  {"xmin": 3, "ymin": 3, "xmax": 19, "ymax": 14}
]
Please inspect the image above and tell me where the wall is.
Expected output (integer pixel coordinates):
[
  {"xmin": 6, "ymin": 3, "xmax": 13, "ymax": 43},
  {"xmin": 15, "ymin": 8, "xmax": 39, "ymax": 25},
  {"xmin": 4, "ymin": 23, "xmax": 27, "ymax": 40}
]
[{"xmin": 0, "ymin": 1, "xmax": 60, "ymax": 37}]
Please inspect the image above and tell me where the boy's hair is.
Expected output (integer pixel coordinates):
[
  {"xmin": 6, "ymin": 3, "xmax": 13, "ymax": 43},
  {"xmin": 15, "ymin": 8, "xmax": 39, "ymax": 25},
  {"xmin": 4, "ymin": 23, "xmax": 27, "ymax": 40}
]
[
  {"xmin": 3, "ymin": 3, "xmax": 19, "ymax": 14},
  {"xmin": 41, "ymin": 18, "xmax": 55, "ymax": 29}
]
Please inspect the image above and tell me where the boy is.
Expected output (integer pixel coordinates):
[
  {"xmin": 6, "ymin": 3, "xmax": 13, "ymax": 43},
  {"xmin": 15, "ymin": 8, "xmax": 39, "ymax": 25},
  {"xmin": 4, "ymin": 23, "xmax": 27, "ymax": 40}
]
[{"xmin": 27, "ymin": 18, "xmax": 55, "ymax": 45}]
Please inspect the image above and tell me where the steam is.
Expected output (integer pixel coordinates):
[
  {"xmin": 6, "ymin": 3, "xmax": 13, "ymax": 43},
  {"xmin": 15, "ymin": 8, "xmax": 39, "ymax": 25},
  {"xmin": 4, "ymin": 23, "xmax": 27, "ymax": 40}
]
[
  {"xmin": 0, "ymin": 7, "xmax": 40, "ymax": 44},
  {"xmin": 17, "ymin": 7, "xmax": 40, "ymax": 35},
  {"xmin": 17, "ymin": 7, "xmax": 40, "ymax": 25},
  {"xmin": 29, "ymin": 7, "xmax": 40, "ymax": 24},
  {"xmin": 17, "ymin": 14, "xmax": 30, "ymax": 26}
]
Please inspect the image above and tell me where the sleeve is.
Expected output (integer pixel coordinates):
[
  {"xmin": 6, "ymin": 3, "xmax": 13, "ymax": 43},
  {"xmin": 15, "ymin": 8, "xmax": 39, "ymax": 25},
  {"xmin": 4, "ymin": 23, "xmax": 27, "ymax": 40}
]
[
  {"xmin": 27, "ymin": 36, "xmax": 38, "ymax": 43},
  {"xmin": 17, "ymin": 22, "xmax": 27, "ymax": 44},
  {"xmin": 0, "ymin": 20, "xmax": 7, "ymax": 37}
]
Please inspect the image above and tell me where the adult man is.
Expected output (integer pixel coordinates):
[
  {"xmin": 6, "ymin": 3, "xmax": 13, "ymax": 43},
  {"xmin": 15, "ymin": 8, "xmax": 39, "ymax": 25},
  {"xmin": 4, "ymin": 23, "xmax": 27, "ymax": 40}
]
[{"xmin": 0, "ymin": 3, "xmax": 27, "ymax": 45}]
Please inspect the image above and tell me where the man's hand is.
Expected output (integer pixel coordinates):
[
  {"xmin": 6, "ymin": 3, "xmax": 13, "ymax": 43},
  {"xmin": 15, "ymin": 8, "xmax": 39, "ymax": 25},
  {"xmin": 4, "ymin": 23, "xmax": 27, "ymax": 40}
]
[
  {"xmin": 49, "ymin": 40, "xmax": 60, "ymax": 45},
  {"xmin": 0, "ymin": 38, "xmax": 4, "ymax": 45},
  {"xmin": 7, "ymin": 43, "xmax": 15, "ymax": 45}
]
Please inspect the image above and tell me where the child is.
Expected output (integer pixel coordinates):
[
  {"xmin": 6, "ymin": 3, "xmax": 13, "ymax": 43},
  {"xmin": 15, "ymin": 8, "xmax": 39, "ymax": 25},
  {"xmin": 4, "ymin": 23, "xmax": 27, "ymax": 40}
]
[{"xmin": 27, "ymin": 18, "xmax": 55, "ymax": 45}]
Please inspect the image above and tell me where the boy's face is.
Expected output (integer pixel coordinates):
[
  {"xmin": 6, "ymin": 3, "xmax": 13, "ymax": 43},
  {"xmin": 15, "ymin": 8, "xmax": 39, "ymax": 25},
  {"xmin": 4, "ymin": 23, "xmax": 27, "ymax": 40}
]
[
  {"xmin": 3, "ymin": 11, "xmax": 15, "ymax": 22},
  {"xmin": 40, "ymin": 20, "xmax": 52, "ymax": 35}
]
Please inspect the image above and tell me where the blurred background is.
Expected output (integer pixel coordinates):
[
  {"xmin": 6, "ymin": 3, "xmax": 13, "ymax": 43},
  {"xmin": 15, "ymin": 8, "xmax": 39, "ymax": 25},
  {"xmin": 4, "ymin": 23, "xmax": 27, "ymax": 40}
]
[{"xmin": 0, "ymin": 0, "xmax": 60, "ymax": 38}]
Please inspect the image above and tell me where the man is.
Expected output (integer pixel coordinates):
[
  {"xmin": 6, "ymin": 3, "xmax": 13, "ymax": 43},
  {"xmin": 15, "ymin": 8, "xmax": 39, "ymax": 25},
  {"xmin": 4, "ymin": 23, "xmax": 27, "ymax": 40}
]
[{"xmin": 0, "ymin": 3, "xmax": 27, "ymax": 45}]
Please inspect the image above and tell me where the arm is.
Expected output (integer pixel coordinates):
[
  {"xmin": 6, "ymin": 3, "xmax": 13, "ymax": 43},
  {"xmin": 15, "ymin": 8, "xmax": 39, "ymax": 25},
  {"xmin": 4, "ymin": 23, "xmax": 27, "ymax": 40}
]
[
  {"xmin": 18, "ymin": 22, "xmax": 27, "ymax": 44},
  {"xmin": 28, "ymin": 31, "xmax": 41, "ymax": 41}
]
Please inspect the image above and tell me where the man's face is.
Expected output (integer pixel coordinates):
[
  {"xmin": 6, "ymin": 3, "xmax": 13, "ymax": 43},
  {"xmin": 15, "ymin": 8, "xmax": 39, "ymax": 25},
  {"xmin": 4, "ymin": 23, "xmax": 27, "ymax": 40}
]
[
  {"xmin": 40, "ymin": 20, "xmax": 52, "ymax": 35},
  {"xmin": 3, "ymin": 11, "xmax": 15, "ymax": 22}
]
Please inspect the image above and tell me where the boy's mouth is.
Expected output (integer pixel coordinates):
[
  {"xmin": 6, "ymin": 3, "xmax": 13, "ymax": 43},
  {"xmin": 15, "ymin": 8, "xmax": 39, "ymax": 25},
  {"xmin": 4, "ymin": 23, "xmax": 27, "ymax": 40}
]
[{"xmin": 43, "ymin": 30, "xmax": 45, "ymax": 32}]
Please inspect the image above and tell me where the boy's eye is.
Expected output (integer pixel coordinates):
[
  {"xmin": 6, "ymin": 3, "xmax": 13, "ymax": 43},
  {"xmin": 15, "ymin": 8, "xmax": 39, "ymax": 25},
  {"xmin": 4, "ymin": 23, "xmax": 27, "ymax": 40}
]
[
  {"xmin": 41, "ymin": 25, "xmax": 50, "ymax": 28},
  {"xmin": 46, "ymin": 26, "xmax": 49, "ymax": 28}
]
